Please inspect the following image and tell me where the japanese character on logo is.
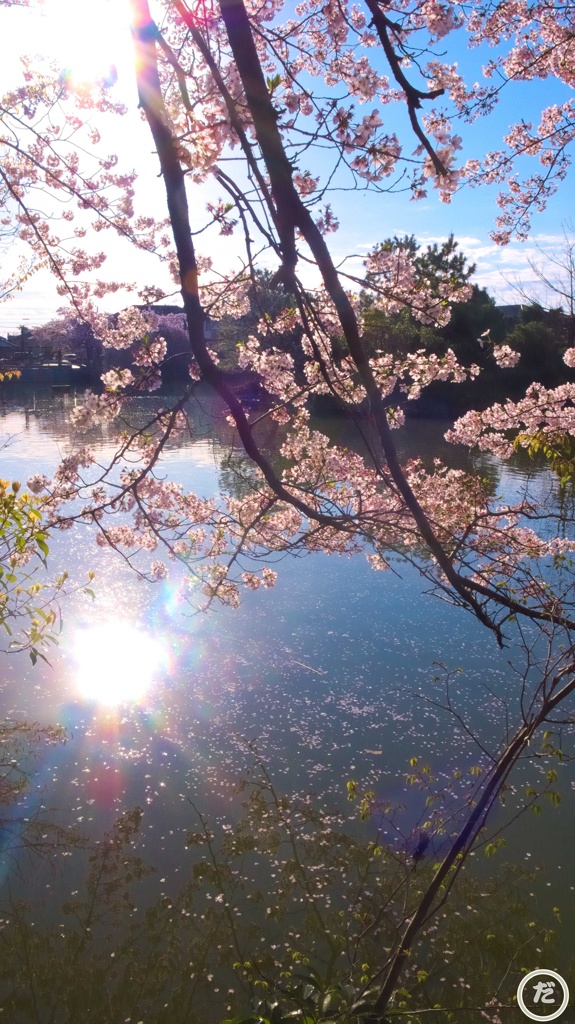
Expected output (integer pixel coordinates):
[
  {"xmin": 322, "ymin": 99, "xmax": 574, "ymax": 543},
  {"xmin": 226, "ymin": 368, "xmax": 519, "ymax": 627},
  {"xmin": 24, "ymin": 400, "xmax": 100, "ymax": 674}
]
[{"xmin": 532, "ymin": 981, "xmax": 556, "ymax": 1005}]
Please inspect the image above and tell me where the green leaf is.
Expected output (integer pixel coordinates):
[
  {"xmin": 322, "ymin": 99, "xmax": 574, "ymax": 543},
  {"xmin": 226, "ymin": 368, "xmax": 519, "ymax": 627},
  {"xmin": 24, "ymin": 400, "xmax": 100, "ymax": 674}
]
[{"xmin": 34, "ymin": 533, "xmax": 50, "ymax": 558}]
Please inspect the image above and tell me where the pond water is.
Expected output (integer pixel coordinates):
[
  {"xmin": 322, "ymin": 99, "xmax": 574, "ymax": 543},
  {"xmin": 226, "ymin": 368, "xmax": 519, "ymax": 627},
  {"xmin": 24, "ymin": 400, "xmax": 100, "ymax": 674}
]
[{"xmin": 1, "ymin": 385, "xmax": 574, "ymax": 1002}]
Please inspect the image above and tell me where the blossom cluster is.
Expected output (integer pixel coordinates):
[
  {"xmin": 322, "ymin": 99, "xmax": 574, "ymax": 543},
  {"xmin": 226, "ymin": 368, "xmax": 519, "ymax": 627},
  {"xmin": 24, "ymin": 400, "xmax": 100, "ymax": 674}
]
[
  {"xmin": 492, "ymin": 344, "xmax": 520, "ymax": 369},
  {"xmin": 447, "ymin": 383, "xmax": 575, "ymax": 458}
]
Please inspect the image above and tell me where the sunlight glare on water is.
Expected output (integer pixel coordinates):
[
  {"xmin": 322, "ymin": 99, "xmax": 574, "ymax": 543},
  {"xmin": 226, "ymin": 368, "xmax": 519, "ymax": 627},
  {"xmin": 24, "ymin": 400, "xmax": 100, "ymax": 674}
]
[{"xmin": 73, "ymin": 622, "xmax": 168, "ymax": 706}]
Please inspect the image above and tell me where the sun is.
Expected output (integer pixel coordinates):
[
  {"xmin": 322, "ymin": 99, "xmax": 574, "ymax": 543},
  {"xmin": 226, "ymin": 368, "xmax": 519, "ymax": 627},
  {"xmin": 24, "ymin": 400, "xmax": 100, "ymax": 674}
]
[
  {"xmin": 37, "ymin": 0, "xmax": 132, "ymax": 89},
  {"xmin": 73, "ymin": 622, "xmax": 168, "ymax": 706}
]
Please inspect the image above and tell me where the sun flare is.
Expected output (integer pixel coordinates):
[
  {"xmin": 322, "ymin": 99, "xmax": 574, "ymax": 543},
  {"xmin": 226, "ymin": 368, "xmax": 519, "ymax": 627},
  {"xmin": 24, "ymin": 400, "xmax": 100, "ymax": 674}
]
[
  {"xmin": 73, "ymin": 622, "xmax": 167, "ymax": 706},
  {"xmin": 39, "ymin": 0, "xmax": 131, "ymax": 88}
]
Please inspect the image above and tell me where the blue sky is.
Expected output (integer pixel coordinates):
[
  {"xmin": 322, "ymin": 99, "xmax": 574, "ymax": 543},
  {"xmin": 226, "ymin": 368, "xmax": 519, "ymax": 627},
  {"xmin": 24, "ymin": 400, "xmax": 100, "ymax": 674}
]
[{"xmin": 1, "ymin": 0, "xmax": 573, "ymax": 334}]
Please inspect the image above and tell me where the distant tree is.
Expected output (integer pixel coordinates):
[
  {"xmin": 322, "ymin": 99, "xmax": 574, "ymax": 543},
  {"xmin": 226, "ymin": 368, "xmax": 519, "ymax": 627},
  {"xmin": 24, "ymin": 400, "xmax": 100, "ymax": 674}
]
[
  {"xmin": 513, "ymin": 226, "xmax": 575, "ymax": 343},
  {"xmin": 364, "ymin": 234, "xmax": 474, "ymax": 303},
  {"xmin": 503, "ymin": 304, "xmax": 572, "ymax": 387},
  {"xmin": 360, "ymin": 238, "xmax": 504, "ymax": 376},
  {"xmin": 31, "ymin": 315, "xmax": 102, "ymax": 372}
]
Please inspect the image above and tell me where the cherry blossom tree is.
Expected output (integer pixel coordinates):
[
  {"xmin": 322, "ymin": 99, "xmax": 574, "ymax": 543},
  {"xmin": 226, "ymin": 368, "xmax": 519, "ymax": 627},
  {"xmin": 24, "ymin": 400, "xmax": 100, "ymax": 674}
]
[
  {"xmin": 3, "ymin": 0, "xmax": 575, "ymax": 1016},
  {"xmin": 29, "ymin": 314, "xmax": 99, "ymax": 356}
]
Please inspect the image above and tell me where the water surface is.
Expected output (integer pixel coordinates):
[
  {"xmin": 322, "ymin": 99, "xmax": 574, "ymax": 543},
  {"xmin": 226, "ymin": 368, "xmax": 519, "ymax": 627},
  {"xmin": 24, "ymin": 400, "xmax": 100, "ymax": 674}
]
[{"xmin": 1, "ymin": 384, "xmax": 574, "ymax": 971}]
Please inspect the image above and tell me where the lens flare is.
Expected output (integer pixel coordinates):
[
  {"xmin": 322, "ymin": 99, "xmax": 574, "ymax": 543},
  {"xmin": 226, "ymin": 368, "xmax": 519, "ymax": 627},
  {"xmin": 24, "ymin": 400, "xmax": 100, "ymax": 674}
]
[
  {"xmin": 73, "ymin": 622, "xmax": 167, "ymax": 706},
  {"xmin": 39, "ymin": 0, "xmax": 130, "ymax": 88}
]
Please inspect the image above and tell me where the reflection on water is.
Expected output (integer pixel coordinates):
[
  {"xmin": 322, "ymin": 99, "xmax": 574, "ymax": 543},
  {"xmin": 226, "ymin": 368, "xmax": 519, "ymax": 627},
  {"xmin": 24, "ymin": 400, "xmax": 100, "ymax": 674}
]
[
  {"xmin": 73, "ymin": 622, "xmax": 169, "ymax": 706},
  {"xmin": 1, "ymin": 384, "xmax": 575, "ymax": 993}
]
